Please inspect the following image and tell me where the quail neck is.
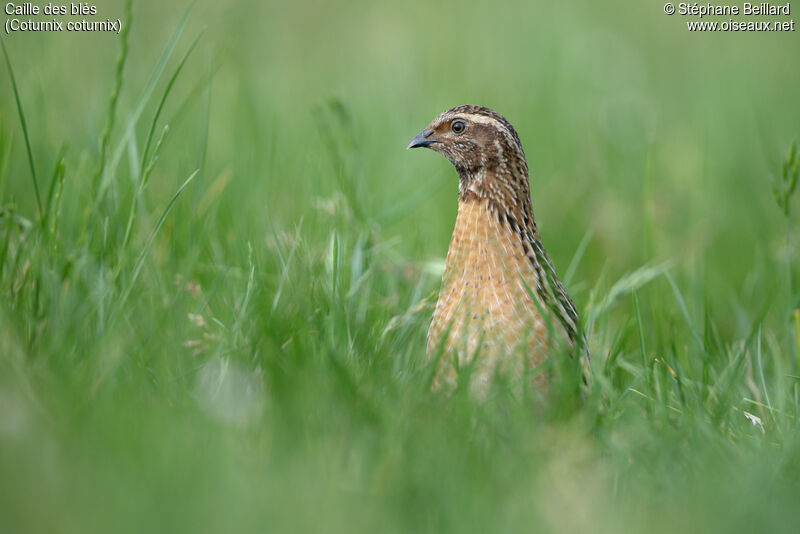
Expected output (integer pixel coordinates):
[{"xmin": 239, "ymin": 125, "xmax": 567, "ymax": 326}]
[{"xmin": 408, "ymin": 105, "xmax": 582, "ymax": 394}]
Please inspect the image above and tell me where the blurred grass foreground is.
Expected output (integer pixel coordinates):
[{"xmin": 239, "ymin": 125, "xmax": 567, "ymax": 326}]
[{"xmin": 2, "ymin": 0, "xmax": 800, "ymax": 532}]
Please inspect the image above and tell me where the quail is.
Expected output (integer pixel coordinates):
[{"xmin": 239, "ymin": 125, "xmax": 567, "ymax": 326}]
[{"xmin": 408, "ymin": 105, "xmax": 585, "ymax": 394}]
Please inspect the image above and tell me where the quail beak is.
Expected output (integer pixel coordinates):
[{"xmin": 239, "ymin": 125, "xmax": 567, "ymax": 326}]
[{"xmin": 406, "ymin": 128, "xmax": 439, "ymax": 149}]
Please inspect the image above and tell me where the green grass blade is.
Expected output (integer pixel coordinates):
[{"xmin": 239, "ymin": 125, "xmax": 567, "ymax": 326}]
[
  {"xmin": 192, "ymin": 51, "xmax": 214, "ymax": 207},
  {"xmin": 794, "ymin": 309, "xmax": 800, "ymax": 375},
  {"xmin": 121, "ymin": 124, "xmax": 170, "ymax": 250},
  {"xmin": 633, "ymin": 291, "xmax": 651, "ymax": 388},
  {"xmin": 103, "ymin": 1, "xmax": 195, "ymax": 195},
  {"xmin": 271, "ymin": 218, "xmax": 304, "ymax": 313},
  {"xmin": 564, "ymin": 227, "xmax": 593, "ymax": 287},
  {"xmin": 231, "ymin": 242, "xmax": 255, "ymax": 347},
  {"xmin": 90, "ymin": 0, "xmax": 132, "ymax": 196},
  {"xmin": 140, "ymin": 28, "xmax": 204, "ymax": 173},
  {"xmin": 48, "ymin": 161, "xmax": 65, "ymax": 255},
  {"xmin": 755, "ymin": 327, "xmax": 775, "ymax": 426},
  {"xmin": 590, "ymin": 261, "xmax": 672, "ymax": 322},
  {"xmin": 117, "ymin": 169, "xmax": 198, "ymax": 313},
  {"xmin": 0, "ymin": 127, "xmax": 10, "ymax": 202},
  {"xmin": 40, "ymin": 145, "xmax": 66, "ymax": 232},
  {"xmin": 665, "ymin": 272, "xmax": 704, "ymax": 352},
  {"xmin": 0, "ymin": 36, "xmax": 42, "ymax": 216}
]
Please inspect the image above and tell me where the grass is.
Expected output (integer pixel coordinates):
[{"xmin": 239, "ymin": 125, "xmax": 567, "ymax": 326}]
[{"xmin": 1, "ymin": 1, "xmax": 800, "ymax": 532}]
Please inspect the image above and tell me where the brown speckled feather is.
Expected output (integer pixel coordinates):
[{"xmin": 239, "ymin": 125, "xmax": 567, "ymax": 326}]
[{"xmin": 409, "ymin": 105, "xmax": 585, "ymax": 395}]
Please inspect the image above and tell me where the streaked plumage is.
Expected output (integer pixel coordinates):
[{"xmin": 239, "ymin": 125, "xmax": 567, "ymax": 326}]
[{"xmin": 408, "ymin": 105, "xmax": 584, "ymax": 394}]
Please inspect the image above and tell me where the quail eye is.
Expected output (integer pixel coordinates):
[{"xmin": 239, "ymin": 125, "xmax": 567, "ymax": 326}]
[{"xmin": 451, "ymin": 120, "xmax": 466, "ymax": 134}]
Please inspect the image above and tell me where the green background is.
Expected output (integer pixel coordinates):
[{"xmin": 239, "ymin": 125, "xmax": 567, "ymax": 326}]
[{"xmin": 1, "ymin": 1, "xmax": 799, "ymax": 532}]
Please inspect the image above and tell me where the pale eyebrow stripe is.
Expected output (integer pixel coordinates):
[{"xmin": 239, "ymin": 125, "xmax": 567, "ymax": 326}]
[
  {"xmin": 431, "ymin": 111, "xmax": 525, "ymax": 157},
  {"xmin": 434, "ymin": 113, "xmax": 504, "ymax": 130}
]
